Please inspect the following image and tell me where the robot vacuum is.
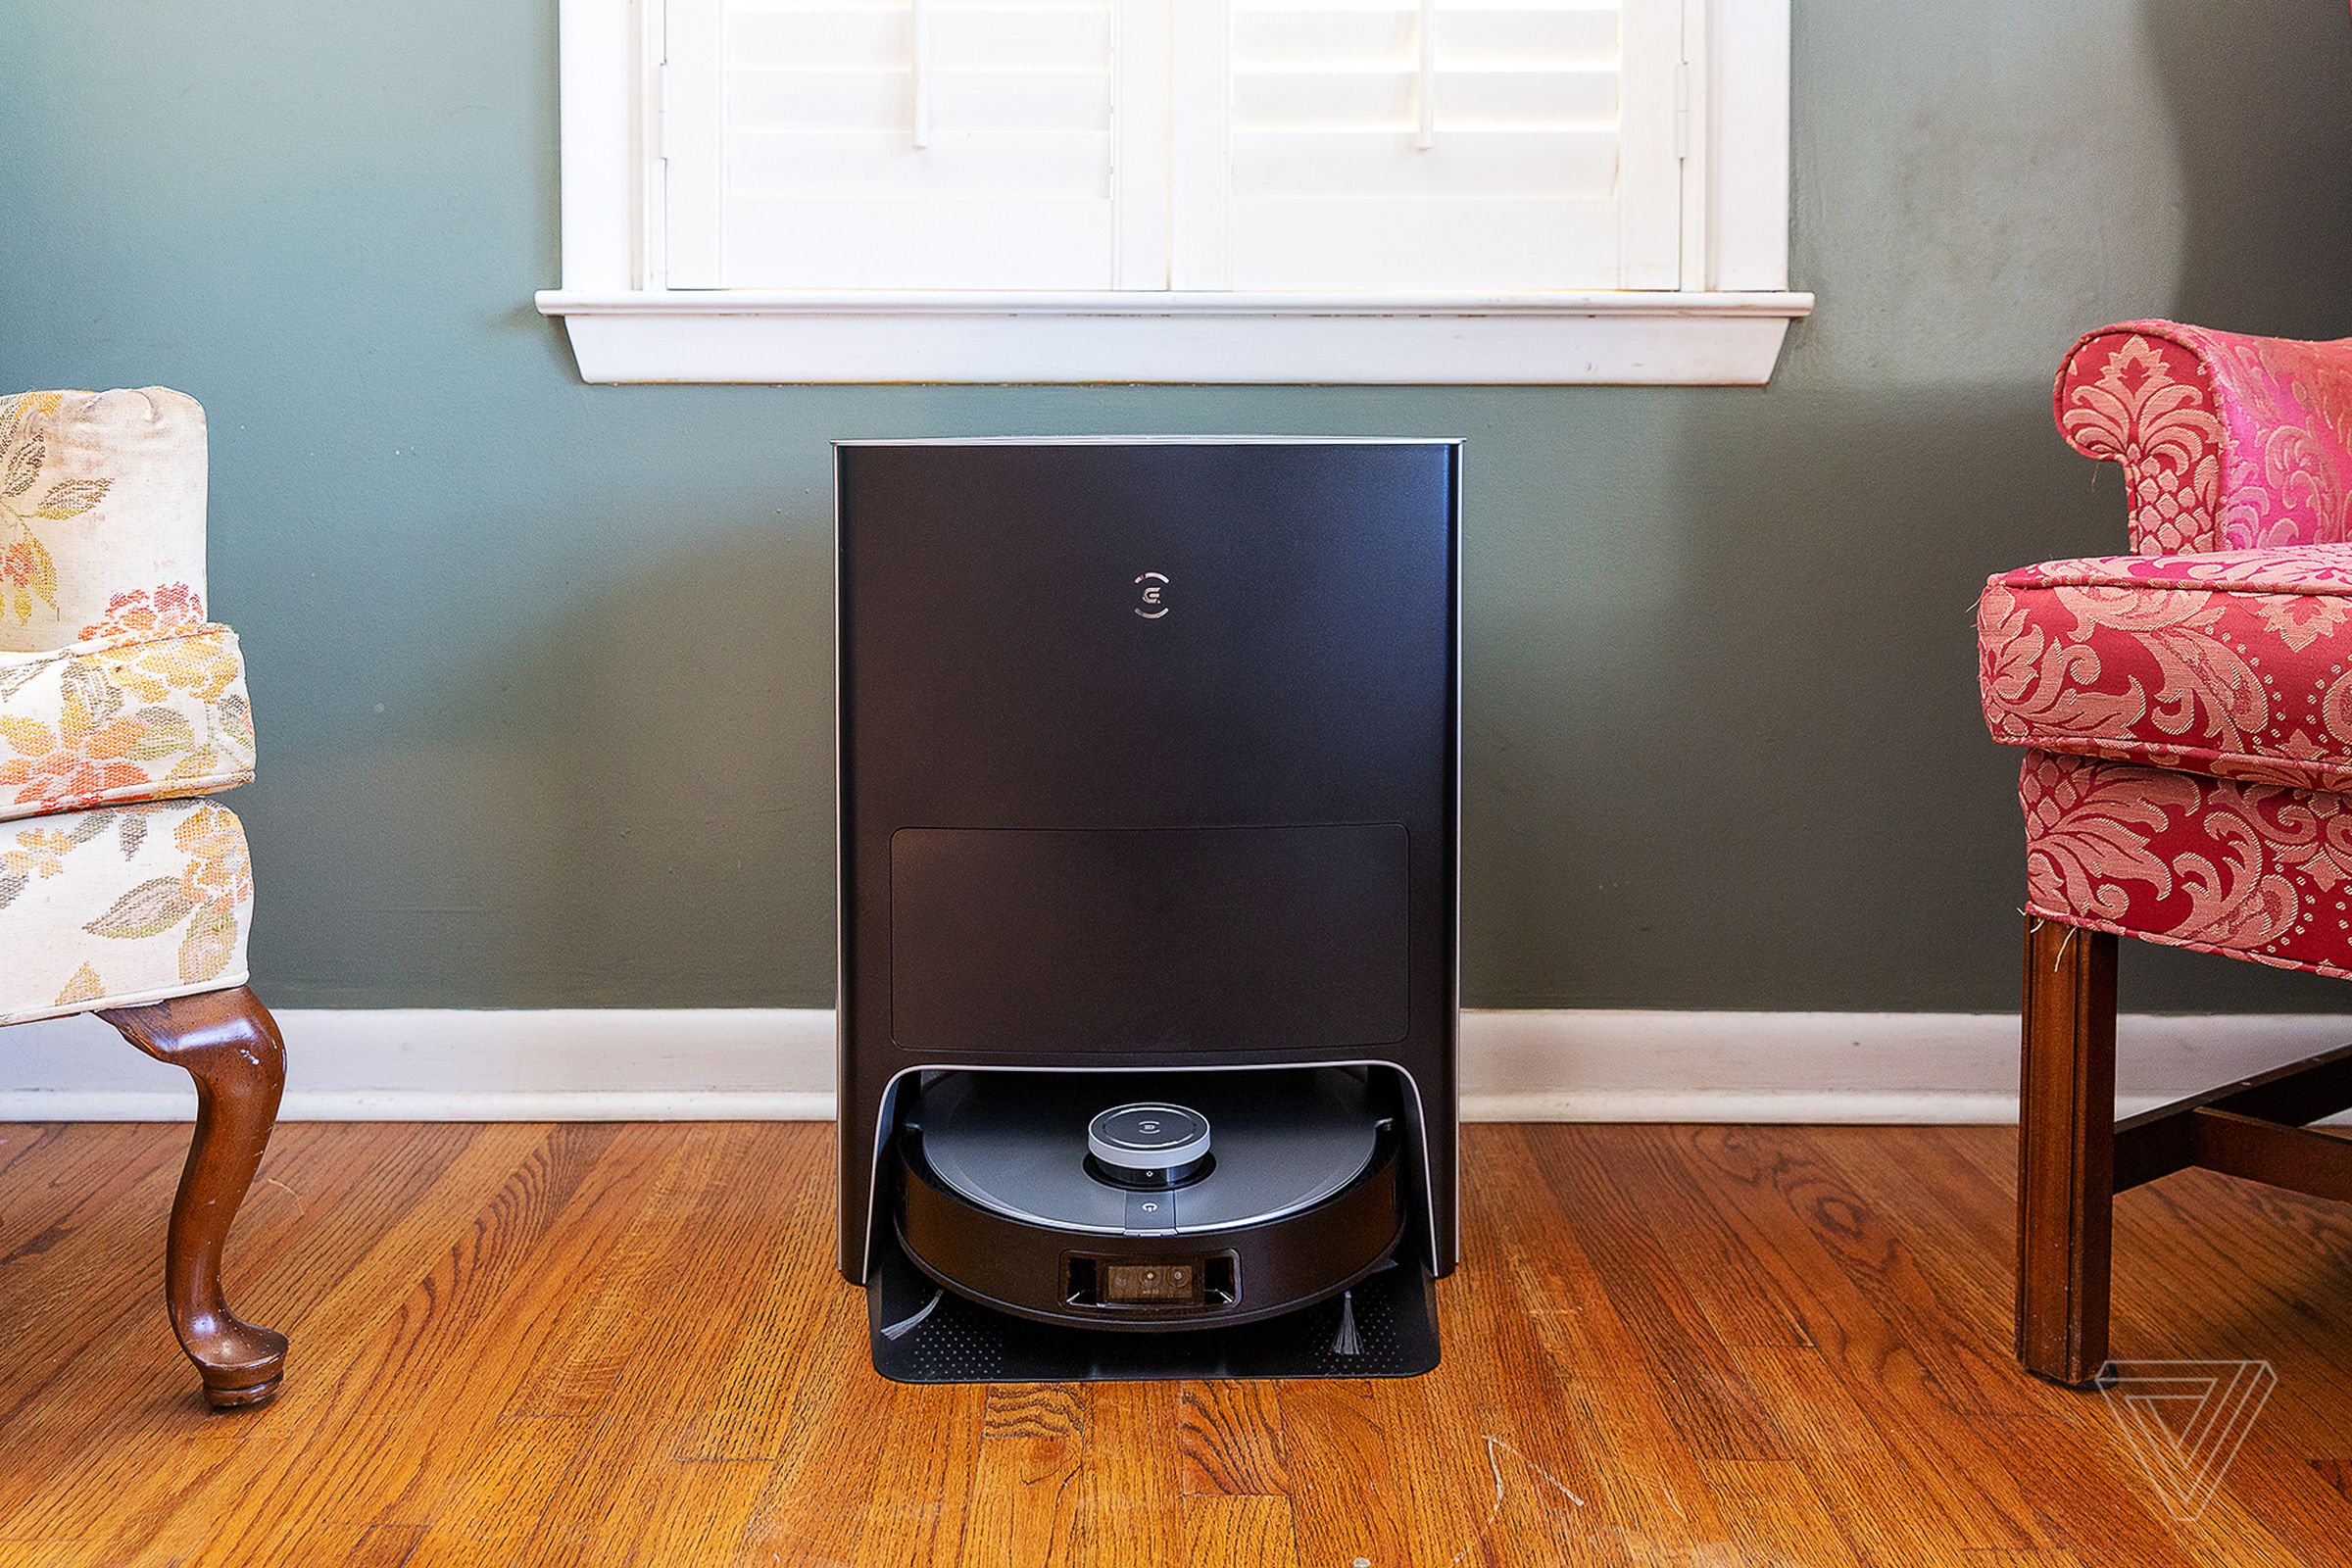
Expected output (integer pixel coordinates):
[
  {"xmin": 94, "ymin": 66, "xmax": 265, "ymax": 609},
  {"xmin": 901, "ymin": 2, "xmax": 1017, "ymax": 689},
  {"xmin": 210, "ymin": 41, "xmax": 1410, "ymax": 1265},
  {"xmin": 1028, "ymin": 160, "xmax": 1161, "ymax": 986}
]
[{"xmin": 893, "ymin": 1067, "xmax": 1408, "ymax": 1330}]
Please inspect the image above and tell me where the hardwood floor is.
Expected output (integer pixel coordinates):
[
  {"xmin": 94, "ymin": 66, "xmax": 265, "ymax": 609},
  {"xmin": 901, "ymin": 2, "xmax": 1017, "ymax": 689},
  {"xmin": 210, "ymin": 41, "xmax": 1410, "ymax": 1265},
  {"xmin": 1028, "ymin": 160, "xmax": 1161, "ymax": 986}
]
[{"xmin": 1, "ymin": 1122, "xmax": 2347, "ymax": 1567}]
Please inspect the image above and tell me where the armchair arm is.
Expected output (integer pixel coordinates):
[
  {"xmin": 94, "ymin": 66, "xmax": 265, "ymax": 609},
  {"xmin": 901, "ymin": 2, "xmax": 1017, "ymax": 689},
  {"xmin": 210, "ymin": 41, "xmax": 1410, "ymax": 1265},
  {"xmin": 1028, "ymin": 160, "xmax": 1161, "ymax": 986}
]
[
  {"xmin": 1, "ymin": 388, "xmax": 208, "ymax": 656},
  {"xmin": 2055, "ymin": 321, "xmax": 2352, "ymax": 556}
]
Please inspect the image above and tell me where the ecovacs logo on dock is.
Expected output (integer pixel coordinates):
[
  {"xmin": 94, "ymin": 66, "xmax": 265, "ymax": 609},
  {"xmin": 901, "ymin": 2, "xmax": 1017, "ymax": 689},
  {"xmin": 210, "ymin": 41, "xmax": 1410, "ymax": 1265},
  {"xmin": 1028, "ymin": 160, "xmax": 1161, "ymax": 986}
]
[{"xmin": 1133, "ymin": 571, "xmax": 1170, "ymax": 619}]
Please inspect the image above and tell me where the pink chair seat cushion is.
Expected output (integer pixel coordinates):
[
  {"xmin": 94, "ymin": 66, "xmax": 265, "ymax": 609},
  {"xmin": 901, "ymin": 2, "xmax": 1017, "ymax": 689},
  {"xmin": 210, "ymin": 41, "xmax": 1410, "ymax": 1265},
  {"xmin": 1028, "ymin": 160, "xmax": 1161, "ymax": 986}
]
[{"xmin": 1980, "ymin": 542, "xmax": 2352, "ymax": 793}]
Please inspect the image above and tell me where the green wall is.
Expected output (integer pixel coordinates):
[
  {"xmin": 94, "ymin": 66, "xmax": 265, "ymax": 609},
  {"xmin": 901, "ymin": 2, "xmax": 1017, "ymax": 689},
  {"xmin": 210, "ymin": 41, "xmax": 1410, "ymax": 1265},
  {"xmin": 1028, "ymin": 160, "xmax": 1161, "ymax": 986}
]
[{"xmin": 7, "ymin": 1, "xmax": 2351, "ymax": 1011}]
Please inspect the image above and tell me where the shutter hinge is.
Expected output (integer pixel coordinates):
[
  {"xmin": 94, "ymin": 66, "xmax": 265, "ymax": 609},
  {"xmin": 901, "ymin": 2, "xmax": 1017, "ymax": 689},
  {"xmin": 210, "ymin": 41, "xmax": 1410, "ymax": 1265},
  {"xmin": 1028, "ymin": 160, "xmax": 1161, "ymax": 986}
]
[
  {"xmin": 1673, "ymin": 60, "xmax": 1690, "ymax": 160},
  {"xmin": 656, "ymin": 59, "xmax": 673, "ymax": 162}
]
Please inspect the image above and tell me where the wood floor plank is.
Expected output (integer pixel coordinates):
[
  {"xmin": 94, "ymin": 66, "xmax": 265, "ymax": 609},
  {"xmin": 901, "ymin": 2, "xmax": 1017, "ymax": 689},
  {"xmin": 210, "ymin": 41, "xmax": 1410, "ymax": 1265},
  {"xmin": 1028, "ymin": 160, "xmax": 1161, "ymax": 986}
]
[
  {"xmin": 959, "ymin": 1420, "xmax": 1087, "ymax": 1568},
  {"xmin": 0, "ymin": 1125, "xmax": 512, "ymax": 1563},
  {"xmin": 1754, "ymin": 1132, "xmax": 2054, "ymax": 1559},
  {"xmin": 1520, "ymin": 1126, "xmax": 1788, "ymax": 1462},
  {"xmin": 1691, "ymin": 1124, "xmax": 2039, "ymax": 1421},
  {"xmin": 1598, "ymin": 1126, "xmax": 1816, "ymax": 1352},
  {"xmin": 1726, "ymin": 1343, "xmax": 1893, "ymax": 1460},
  {"xmin": 0, "ymin": 1127, "xmax": 207, "ymax": 1440},
  {"xmin": 1969, "ymin": 1414, "xmax": 2236, "ymax": 1568},
  {"xmin": 1662, "ymin": 1123, "xmax": 1956, "ymax": 1426},
  {"xmin": 1176, "ymin": 1380, "xmax": 1289, "ymax": 1496},
  {"xmin": 728, "ymin": 1282, "xmax": 902, "ymax": 1567},
  {"xmin": 0, "ymin": 1122, "xmax": 175, "ymax": 1299},
  {"xmin": 1699, "ymin": 1458, "xmax": 1865, "ymax": 1568},
  {"xmin": 1647, "ymin": 1125, "xmax": 2065, "ymax": 1557},
  {"xmin": 669, "ymin": 1128, "xmax": 834, "ymax": 1461},
  {"xmin": 1378, "ymin": 1363, "xmax": 1518, "ymax": 1567},
  {"xmin": 985, "ymin": 1382, "xmax": 1088, "ymax": 1440},
  {"xmin": 851, "ymin": 1383, "xmax": 987, "ymax": 1568},
  {"xmin": 276, "ymin": 1521, "xmax": 424, "ymax": 1568},
  {"xmin": 175, "ymin": 1126, "xmax": 617, "ymax": 1565},
  {"xmin": 1178, "ymin": 1494, "xmax": 1297, "ymax": 1568},
  {"xmin": 0, "ymin": 1542, "xmax": 132, "ymax": 1568},
  {"xmin": 501, "ymin": 1127, "xmax": 737, "ymax": 1419},
  {"xmin": 505, "ymin": 1125, "xmax": 807, "ymax": 1567},
  {"xmin": 1400, "ymin": 1130, "xmax": 1609, "ymax": 1563},
  {"xmin": 356, "ymin": 1126, "xmax": 665, "ymax": 1529},
  {"xmin": 613, "ymin": 1460, "xmax": 772, "ymax": 1568},
  {"xmin": 1, "ymin": 1121, "xmax": 2347, "ymax": 1568},
  {"xmin": 1276, "ymin": 1380, "xmax": 1408, "ymax": 1568},
  {"xmin": 401, "ymin": 1416, "xmax": 592, "ymax": 1568},
  {"xmin": 1833, "ymin": 1127, "xmax": 2352, "ymax": 1568},
  {"xmin": 1079, "ymin": 1380, "xmax": 1181, "ymax": 1568},
  {"xmin": 1465, "ymin": 1127, "xmax": 1717, "ymax": 1562}
]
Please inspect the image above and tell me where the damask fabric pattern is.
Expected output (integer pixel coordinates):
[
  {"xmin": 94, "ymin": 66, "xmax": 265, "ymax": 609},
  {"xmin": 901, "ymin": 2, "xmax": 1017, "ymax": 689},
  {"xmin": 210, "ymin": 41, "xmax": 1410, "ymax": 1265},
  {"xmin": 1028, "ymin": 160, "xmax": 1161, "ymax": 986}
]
[
  {"xmin": 1, "ymin": 387, "xmax": 209, "ymax": 656},
  {"xmin": 1979, "ymin": 543, "xmax": 2352, "ymax": 794},
  {"xmin": 0, "ymin": 616, "xmax": 253, "ymax": 822},
  {"xmin": 0, "ymin": 799, "xmax": 255, "ymax": 1026},
  {"xmin": 2020, "ymin": 751, "xmax": 2352, "ymax": 982},
  {"xmin": 2055, "ymin": 322, "xmax": 2352, "ymax": 556}
]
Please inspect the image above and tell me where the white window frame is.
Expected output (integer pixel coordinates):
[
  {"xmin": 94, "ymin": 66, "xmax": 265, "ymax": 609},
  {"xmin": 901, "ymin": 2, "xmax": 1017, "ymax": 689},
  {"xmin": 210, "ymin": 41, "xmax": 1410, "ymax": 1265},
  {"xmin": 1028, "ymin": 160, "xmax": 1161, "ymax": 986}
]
[{"xmin": 536, "ymin": 0, "xmax": 1811, "ymax": 385}]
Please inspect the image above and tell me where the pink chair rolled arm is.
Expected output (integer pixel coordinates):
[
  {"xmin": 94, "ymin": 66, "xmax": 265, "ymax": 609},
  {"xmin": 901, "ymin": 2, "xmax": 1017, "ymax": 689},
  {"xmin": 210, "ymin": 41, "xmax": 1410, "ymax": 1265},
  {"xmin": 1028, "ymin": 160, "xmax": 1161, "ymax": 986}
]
[{"xmin": 2053, "ymin": 319, "xmax": 2352, "ymax": 555}]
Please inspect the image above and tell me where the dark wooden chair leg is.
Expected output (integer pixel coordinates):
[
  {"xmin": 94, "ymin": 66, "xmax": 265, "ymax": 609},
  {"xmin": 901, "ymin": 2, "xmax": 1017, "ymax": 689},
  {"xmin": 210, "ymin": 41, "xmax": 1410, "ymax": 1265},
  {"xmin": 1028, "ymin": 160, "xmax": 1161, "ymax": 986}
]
[
  {"xmin": 98, "ymin": 983, "xmax": 288, "ymax": 1408},
  {"xmin": 2016, "ymin": 917, "xmax": 2118, "ymax": 1387}
]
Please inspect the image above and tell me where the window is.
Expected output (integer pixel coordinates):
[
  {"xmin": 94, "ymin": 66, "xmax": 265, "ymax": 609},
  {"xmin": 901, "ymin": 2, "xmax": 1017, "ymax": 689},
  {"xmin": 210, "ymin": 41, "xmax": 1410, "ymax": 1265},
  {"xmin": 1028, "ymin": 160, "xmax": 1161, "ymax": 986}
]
[{"xmin": 539, "ymin": 0, "xmax": 1809, "ymax": 383}]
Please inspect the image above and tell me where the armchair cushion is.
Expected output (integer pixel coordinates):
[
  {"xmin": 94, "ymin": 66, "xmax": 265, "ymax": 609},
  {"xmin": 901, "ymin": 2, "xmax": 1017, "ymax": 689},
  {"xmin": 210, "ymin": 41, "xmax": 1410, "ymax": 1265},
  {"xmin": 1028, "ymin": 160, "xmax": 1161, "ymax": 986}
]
[
  {"xmin": 2, "ymin": 388, "xmax": 208, "ymax": 655},
  {"xmin": 2056, "ymin": 322, "xmax": 2352, "ymax": 555},
  {"xmin": 2020, "ymin": 751, "xmax": 2350, "ymax": 982},
  {"xmin": 1981, "ymin": 543, "xmax": 2352, "ymax": 794},
  {"xmin": 0, "ymin": 799, "xmax": 255, "ymax": 1026},
  {"xmin": 0, "ymin": 611, "xmax": 253, "ymax": 822}
]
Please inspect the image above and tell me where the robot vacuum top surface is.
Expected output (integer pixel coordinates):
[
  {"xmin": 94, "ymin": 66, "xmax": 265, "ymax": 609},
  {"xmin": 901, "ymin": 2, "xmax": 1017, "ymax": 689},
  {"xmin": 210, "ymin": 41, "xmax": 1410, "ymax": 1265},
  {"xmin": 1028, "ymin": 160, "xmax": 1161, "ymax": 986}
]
[{"xmin": 913, "ymin": 1068, "xmax": 1382, "ymax": 1238}]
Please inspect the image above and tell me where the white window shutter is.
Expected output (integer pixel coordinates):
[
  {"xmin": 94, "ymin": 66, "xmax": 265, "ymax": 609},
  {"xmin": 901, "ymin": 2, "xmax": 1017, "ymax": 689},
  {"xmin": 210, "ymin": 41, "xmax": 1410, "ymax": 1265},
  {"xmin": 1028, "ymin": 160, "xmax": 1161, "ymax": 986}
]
[
  {"xmin": 1198, "ymin": 0, "xmax": 1685, "ymax": 292},
  {"xmin": 666, "ymin": 0, "xmax": 1125, "ymax": 289}
]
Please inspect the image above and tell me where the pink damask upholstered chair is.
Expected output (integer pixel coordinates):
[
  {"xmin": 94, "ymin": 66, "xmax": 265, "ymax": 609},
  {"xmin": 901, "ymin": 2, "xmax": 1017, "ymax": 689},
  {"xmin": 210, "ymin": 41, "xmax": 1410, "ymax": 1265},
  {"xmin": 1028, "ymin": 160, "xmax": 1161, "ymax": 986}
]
[
  {"xmin": 1, "ymin": 388, "xmax": 287, "ymax": 1407},
  {"xmin": 1977, "ymin": 322, "xmax": 2352, "ymax": 1385}
]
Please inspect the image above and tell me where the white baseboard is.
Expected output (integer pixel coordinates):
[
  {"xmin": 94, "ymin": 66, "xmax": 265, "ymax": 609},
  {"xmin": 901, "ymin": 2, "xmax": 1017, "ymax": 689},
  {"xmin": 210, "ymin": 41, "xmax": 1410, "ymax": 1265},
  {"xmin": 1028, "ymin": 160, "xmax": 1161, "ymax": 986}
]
[{"xmin": 5, "ymin": 1007, "xmax": 2350, "ymax": 1124}]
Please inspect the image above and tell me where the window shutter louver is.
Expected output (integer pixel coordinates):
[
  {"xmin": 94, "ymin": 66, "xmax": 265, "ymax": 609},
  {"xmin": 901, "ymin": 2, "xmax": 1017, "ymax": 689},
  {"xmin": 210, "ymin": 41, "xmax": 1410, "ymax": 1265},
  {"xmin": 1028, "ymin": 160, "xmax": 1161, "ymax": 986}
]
[
  {"xmin": 662, "ymin": 0, "xmax": 1686, "ymax": 295},
  {"xmin": 668, "ymin": 0, "xmax": 1124, "ymax": 288},
  {"xmin": 1190, "ymin": 0, "xmax": 1682, "ymax": 291}
]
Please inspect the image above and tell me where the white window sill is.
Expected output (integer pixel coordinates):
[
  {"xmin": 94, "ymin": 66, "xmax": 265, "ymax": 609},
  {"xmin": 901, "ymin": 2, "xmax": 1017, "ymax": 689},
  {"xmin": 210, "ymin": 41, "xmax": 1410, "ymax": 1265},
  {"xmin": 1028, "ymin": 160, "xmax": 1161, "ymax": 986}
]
[{"xmin": 532, "ymin": 289, "xmax": 1814, "ymax": 386}]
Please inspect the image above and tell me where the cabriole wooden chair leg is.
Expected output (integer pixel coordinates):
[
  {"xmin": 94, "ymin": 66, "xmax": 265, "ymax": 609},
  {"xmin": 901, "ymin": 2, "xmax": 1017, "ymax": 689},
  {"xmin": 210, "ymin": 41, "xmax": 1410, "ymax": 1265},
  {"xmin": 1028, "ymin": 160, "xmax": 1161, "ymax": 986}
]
[
  {"xmin": 2016, "ymin": 917, "xmax": 2118, "ymax": 1387},
  {"xmin": 98, "ymin": 983, "xmax": 289, "ymax": 1408}
]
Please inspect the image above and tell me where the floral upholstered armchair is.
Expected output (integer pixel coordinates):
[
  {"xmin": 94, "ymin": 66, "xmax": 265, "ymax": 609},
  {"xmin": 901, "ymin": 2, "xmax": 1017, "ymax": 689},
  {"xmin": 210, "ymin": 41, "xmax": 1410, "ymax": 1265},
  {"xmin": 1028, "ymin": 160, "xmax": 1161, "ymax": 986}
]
[
  {"xmin": 1, "ymin": 388, "xmax": 286, "ymax": 1407},
  {"xmin": 1977, "ymin": 323, "xmax": 2352, "ymax": 1385}
]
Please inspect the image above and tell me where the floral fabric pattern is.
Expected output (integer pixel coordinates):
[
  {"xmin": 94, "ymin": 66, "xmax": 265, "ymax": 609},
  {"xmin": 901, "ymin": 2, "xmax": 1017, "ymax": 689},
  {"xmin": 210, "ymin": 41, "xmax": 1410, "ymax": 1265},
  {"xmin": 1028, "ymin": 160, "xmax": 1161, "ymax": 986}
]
[
  {"xmin": 0, "ymin": 799, "xmax": 254, "ymax": 1026},
  {"xmin": 2020, "ymin": 752, "xmax": 2352, "ymax": 982},
  {"xmin": 76, "ymin": 582, "xmax": 207, "ymax": 644},
  {"xmin": 1979, "ymin": 544, "xmax": 2352, "ymax": 795},
  {"xmin": 1, "ymin": 392, "xmax": 112, "ymax": 626},
  {"xmin": 2056, "ymin": 322, "xmax": 2352, "ymax": 556},
  {"xmin": 0, "ymin": 388, "xmax": 208, "ymax": 657},
  {"xmin": 0, "ymin": 622, "xmax": 253, "ymax": 821}
]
